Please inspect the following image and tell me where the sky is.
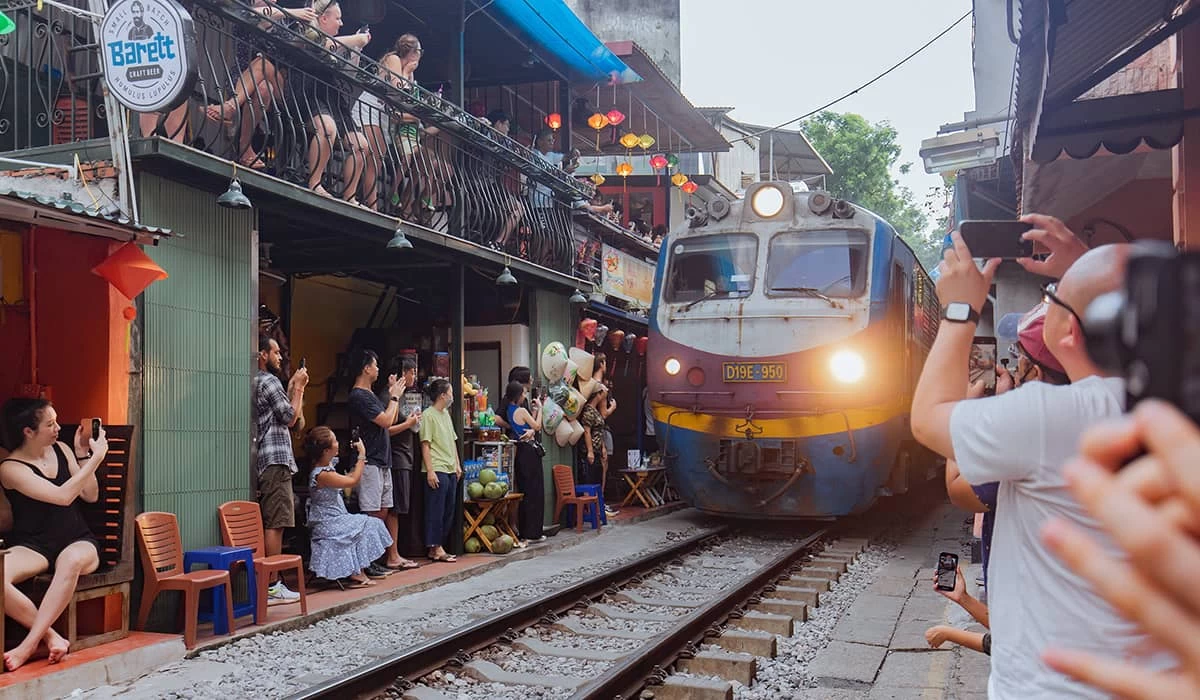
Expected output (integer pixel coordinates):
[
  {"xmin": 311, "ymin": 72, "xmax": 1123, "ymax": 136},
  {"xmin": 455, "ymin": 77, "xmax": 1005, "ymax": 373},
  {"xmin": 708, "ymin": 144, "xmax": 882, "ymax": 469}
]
[{"xmin": 679, "ymin": 0, "xmax": 976, "ymax": 230}]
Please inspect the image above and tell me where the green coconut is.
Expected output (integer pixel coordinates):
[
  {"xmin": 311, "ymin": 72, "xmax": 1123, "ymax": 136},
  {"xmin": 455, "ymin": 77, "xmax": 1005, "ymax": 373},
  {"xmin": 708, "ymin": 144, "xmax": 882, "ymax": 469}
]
[
  {"xmin": 493, "ymin": 534, "xmax": 514, "ymax": 554},
  {"xmin": 482, "ymin": 512, "xmax": 496, "ymax": 526},
  {"xmin": 479, "ymin": 468, "xmax": 498, "ymax": 485},
  {"xmin": 464, "ymin": 536, "xmax": 482, "ymax": 553},
  {"xmin": 467, "ymin": 481, "xmax": 485, "ymax": 499},
  {"xmin": 483, "ymin": 482, "xmax": 504, "ymax": 500},
  {"xmin": 480, "ymin": 524, "xmax": 499, "ymax": 541}
]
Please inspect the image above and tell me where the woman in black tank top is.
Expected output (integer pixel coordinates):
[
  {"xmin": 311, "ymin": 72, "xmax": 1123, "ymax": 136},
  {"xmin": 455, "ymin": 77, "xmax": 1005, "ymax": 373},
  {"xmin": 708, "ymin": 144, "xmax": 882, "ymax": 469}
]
[{"xmin": 0, "ymin": 398, "xmax": 106, "ymax": 671}]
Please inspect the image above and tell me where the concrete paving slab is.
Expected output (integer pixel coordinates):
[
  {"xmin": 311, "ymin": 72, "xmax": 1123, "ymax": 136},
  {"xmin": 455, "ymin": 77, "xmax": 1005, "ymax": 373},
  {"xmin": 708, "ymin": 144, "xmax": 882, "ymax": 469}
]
[
  {"xmin": 613, "ymin": 591, "xmax": 702, "ymax": 608},
  {"xmin": 867, "ymin": 687, "xmax": 946, "ymax": 700},
  {"xmin": 403, "ymin": 686, "xmax": 460, "ymax": 700},
  {"xmin": 809, "ymin": 640, "xmax": 887, "ymax": 685},
  {"xmin": 874, "ymin": 650, "xmax": 954, "ymax": 689},
  {"xmin": 463, "ymin": 659, "xmax": 582, "ymax": 688},
  {"xmin": 898, "ymin": 596, "xmax": 951, "ymax": 624},
  {"xmin": 953, "ymin": 648, "xmax": 992, "ymax": 694},
  {"xmin": 552, "ymin": 617, "xmax": 655, "ymax": 640},
  {"xmin": 846, "ymin": 594, "xmax": 907, "ymax": 621},
  {"xmin": 865, "ymin": 577, "xmax": 918, "ymax": 597},
  {"xmin": 513, "ymin": 638, "xmax": 628, "ymax": 661},
  {"xmin": 589, "ymin": 603, "xmax": 678, "ymax": 622},
  {"xmin": 889, "ymin": 619, "xmax": 939, "ymax": 651},
  {"xmin": 875, "ymin": 562, "xmax": 920, "ymax": 579},
  {"xmin": 831, "ymin": 614, "xmax": 898, "ymax": 647}
]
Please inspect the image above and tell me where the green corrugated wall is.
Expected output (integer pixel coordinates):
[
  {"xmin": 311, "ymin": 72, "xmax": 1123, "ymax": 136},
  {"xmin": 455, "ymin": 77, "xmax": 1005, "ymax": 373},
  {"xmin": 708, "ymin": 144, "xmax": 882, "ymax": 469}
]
[
  {"xmin": 532, "ymin": 288, "xmax": 574, "ymax": 525},
  {"xmin": 138, "ymin": 172, "xmax": 256, "ymax": 550}
]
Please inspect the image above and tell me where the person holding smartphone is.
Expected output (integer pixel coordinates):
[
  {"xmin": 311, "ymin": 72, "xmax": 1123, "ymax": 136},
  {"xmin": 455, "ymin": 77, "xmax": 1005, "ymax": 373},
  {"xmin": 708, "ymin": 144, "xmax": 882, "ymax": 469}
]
[
  {"xmin": 304, "ymin": 427, "xmax": 392, "ymax": 588},
  {"xmin": 0, "ymin": 398, "xmax": 106, "ymax": 670},
  {"xmin": 925, "ymin": 565, "xmax": 991, "ymax": 656},
  {"xmin": 382, "ymin": 358, "xmax": 420, "ymax": 570},
  {"xmin": 347, "ymin": 349, "xmax": 403, "ymax": 580}
]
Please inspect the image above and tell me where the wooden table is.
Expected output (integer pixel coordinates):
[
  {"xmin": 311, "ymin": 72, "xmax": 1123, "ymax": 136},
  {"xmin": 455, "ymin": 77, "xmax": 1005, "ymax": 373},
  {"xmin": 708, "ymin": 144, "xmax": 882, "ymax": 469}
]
[
  {"xmin": 620, "ymin": 467, "xmax": 667, "ymax": 508},
  {"xmin": 464, "ymin": 493, "xmax": 523, "ymax": 552}
]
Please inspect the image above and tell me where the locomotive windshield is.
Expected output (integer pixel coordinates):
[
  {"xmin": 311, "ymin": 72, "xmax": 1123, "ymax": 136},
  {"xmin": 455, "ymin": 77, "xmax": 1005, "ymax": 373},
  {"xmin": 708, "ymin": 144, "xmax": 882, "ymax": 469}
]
[
  {"xmin": 665, "ymin": 234, "xmax": 758, "ymax": 303},
  {"xmin": 766, "ymin": 230, "xmax": 870, "ymax": 298}
]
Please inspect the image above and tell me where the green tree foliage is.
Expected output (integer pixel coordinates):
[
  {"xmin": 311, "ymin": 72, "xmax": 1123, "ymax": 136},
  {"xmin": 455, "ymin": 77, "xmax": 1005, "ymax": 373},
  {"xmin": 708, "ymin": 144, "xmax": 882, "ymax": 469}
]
[{"xmin": 802, "ymin": 111, "xmax": 944, "ymax": 270}]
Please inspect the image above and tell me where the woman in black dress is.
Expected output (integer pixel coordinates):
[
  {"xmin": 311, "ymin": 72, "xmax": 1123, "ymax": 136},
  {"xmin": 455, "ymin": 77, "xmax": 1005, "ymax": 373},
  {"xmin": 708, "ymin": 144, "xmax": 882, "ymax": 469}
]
[
  {"xmin": 502, "ymin": 381, "xmax": 545, "ymax": 542},
  {"xmin": 0, "ymin": 399, "xmax": 105, "ymax": 671}
]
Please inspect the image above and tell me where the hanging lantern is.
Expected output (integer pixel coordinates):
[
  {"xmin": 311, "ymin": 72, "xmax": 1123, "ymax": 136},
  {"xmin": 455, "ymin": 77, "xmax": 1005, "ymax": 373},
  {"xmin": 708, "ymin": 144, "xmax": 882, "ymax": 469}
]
[
  {"xmin": 545, "ymin": 112, "xmax": 562, "ymax": 130},
  {"xmin": 638, "ymin": 134, "xmax": 655, "ymax": 150},
  {"xmin": 606, "ymin": 109, "xmax": 626, "ymax": 126},
  {"xmin": 649, "ymin": 153, "xmax": 668, "ymax": 170},
  {"xmin": 91, "ymin": 242, "xmax": 169, "ymax": 299},
  {"xmin": 666, "ymin": 153, "xmax": 679, "ymax": 168},
  {"xmin": 681, "ymin": 181, "xmax": 699, "ymax": 195},
  {"xmin": 587, "ymin": 113, "xmax": 610, "ymax": 131},
  {"xmin": 671, "ymin": 172, "xmax": 689, "ymax": 188},
  {"xmin": 616, "ymin": 162, "xmax": 634, "ymax": 177},
  {"xmin": 590, "ymin": 173, "xmax": 606, "ymax": 186},
  {"xmin": 619, "ymin": 132, "xmax": 640, "ymax": 150}
]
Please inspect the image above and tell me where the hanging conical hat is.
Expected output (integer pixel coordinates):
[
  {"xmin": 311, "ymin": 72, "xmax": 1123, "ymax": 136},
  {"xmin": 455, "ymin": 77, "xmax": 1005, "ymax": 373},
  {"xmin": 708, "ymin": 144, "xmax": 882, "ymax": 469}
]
[
  {"xmin": 563, "ymin": 358, "xmax": 579, "ymax": 385},
  {"xmin": 568, "ymin": 419, "xmax": 585, "ymax": 445},
  {"xmin": 540, "ymin": 342, "xmax": 568, "ymax": 382},
  {"xmin": 554, "ymin": 419, "xmax": 573, "ymax": 447},
  {"xmin": 562, "ymin": 388, "xmax": 586, "ymax": 419},
  {"xmin": 541, "ymin": 399, "xmax": 564, "ymax": 433},
  {"xmin": 568, "ymin": 347, "xmax": 594, "ymax": 382},
  {"xmin": 577, "ymin": 377, "xmax": 601, "ymax": 401}
]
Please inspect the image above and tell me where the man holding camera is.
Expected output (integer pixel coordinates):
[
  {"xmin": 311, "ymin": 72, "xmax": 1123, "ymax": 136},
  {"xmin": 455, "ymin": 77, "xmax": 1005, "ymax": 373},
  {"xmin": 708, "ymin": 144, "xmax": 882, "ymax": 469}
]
[{"xmin": 911, "ymin": 216, "xmax": 1170, "ymax": 698}]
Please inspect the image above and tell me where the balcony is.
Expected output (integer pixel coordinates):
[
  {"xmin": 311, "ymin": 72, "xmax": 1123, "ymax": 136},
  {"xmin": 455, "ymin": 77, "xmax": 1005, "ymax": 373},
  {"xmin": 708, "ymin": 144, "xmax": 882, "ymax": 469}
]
[{"xmin": 1, "ymin": 0, "xmax": 621, "ymax": 277}]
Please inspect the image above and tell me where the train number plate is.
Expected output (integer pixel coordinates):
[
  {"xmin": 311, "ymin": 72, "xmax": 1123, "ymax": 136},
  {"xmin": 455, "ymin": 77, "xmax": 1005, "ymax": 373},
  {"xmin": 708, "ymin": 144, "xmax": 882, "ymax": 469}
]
[{"xmin": 722, "ymin": 362, "xmax": 787, "ymax": 383}]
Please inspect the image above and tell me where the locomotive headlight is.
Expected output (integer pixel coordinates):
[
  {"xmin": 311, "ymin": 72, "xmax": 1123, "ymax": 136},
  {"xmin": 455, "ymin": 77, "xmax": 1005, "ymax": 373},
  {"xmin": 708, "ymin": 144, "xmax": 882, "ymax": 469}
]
[
  {"xmin": 664, "ymin": 357, "xmax": 682, "ymax": 375},
  {"xmin": 829, "ymin": 350, "xmax": 866, "ymax": 383},
  {"xmin": 751, "ymin": 186, "xmax": 785, "ymax": 218}
]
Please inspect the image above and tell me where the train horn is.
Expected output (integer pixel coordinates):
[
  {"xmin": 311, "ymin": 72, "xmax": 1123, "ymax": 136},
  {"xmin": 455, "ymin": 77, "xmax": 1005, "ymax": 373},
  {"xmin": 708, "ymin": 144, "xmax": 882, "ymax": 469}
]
[
  {"xmin": 708, "ymin": 198, "xmax": 731, "ymax": 221},
  {"xmin": 808, "ymin": 192, "xmax": 833, "ymax": 215},
  {"xmin": 686, "ymin": 205, "xmax": 709, "ymax": 227},
  {"xmin": 832, "ymin": 199, "xmax": 856, "ymax": 219}
]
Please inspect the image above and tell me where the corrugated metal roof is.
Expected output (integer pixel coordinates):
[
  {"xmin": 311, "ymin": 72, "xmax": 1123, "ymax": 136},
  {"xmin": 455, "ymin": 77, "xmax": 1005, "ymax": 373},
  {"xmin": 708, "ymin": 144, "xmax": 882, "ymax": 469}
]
[{"xmin": 0, "ymin": 187, "xmax": 172, "ymax": 237}]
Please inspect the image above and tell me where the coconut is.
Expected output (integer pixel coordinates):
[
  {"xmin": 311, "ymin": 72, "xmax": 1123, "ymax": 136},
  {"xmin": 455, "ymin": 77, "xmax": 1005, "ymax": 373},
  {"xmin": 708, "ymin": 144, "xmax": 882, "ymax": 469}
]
[
  {"xmin": 479, "ymin": 468, "xmax": 497, "ymax": 485},
  {"xmin": 554, "ymin": 419, "xmax": 573, "ymax": 447},
  {"xmin": 568, "ymin": 419, "xmax": 585, "ymax": 445},
  {"xmin": 464, "ymin": 536, "xmax": 482, "ymax": 553},
  {"xmin": 568, "ymin": 348, "xmax": 594, "ymax": 382},
  {"xmin": 480, "ymin": 524, "xmax": 499, "ymax": 541},
  {"xmin": 540, "ymin": 342, "xmax": 568, "ymax": 382},
  {"xmin": 467, "ymin": 481, "xmax": 484, "ymax": 500},
  {"xmin": 493, "ymin": 534, "xmax": 514, "ymax": 554},
  {"xmin": 483, "ymin": 482, "xmax": 504, "ymax": 499}
]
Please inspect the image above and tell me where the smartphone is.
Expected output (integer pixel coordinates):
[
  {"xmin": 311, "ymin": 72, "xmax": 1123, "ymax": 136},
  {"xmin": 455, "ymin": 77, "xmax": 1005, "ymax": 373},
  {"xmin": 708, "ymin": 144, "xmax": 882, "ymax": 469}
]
[
  {"xmin": 350, "ymin": 425, "xmax": 361, "ymax": 444},
  {"xmin": 936, "ymin": 552, "xmax": 959, "ymax": 591},
  {"xmin": 959, "ymin": 220, "xmax": 1035, "ymax": 259},
  {"xmin": 970, "ymin": 336, "xmax": 997, "ymax": 394},
  {"xmin": 1000, "ymin": 358, "xmax": 1010, "ymax": 368},
  {"xmin": 90, "ymin": 418, "xmax": 102, "ymax": 441},
  {"xmin": 298, "ymin": 357, "xmax": 307, "ymax": 370}
]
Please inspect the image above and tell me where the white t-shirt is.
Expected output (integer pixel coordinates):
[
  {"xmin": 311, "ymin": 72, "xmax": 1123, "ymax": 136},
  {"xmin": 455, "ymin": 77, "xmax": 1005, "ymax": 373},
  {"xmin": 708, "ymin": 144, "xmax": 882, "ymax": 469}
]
[
  {"xmin": 531, "ymin": 150, "xmax": 563, "ymax": 205},
  {"xmin": 951, "ymin": 376, "xmax": 1174, "ymax": 699}
]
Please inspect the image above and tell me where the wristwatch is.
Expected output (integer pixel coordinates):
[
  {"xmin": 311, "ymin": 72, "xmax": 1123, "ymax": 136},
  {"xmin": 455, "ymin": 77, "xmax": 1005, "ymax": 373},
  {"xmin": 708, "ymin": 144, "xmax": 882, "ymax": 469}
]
[
  {"xmin": 390, "ymin": 396, "xmax": 400, "ymax": 402},
  {"xmin": 942, "ymin": 302, "xmax": 980, "ymax": 325}
]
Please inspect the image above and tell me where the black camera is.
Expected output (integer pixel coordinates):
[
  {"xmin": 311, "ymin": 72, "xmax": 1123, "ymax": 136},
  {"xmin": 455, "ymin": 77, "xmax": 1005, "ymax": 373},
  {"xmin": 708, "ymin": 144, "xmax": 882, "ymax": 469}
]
[{"xmin": 1084, "ymin": 241, "xmax": 1199, "ymax": 420}]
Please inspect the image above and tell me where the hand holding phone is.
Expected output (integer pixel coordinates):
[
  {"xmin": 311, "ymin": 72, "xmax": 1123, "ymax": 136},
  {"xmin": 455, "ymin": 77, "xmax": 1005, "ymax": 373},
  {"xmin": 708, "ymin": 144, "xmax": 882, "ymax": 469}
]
[
  {"xmin": 936, "ymin": 552, "xmax": 959, "ymax": 592},
  {"xmin": 350, "ymin": 425, "xmax": 361, "ymax": 445},
  {"xmin": 959, "ymin": 220, "xmax": 1035, "ymax": 259}
]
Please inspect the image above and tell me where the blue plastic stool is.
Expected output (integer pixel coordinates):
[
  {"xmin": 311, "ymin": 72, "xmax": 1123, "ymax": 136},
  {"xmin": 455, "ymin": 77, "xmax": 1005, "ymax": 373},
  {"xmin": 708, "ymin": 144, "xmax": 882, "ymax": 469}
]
[
  {"xmin": 573, "ymin": 484, "xmax": 606, "ymax": 529},
  {"xmin": 183, "ymin": 546, "xmax": 256, "ymax": 635}
]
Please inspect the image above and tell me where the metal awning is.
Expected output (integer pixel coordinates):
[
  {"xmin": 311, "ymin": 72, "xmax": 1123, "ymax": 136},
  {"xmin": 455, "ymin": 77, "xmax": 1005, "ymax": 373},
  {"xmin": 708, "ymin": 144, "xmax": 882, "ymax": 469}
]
[
  {"xmin": 0, "ymin": 188, "xmax": 171, "ymax": 243},
  {"xmin": 485, "ymin": 1, "xmax": 640, "ymax": 85},
  {"xmin": 1016, "ymin": 0, "xmax": 1200, "ymax": 164},
  {"xmin": 601, "ymin": 41, "xmax": 730, "ymax": 153},
  {"xmin": 739, "ymin": 123, "xmax": 833, "ymax": 181}
]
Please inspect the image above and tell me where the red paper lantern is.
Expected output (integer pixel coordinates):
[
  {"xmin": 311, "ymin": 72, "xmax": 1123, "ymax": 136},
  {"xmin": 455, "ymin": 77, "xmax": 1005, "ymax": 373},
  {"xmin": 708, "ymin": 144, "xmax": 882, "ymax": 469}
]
[
  {"xmin": 545, "ymin": 112, "xmax": 562, "ymax": 130},
  {"xmin": 580, "ymin": 318, "xmax": 597, "ymax": 341},
  {"xmin": 635, "ymin": 336, "xmax": 648, "ymax": 355},
  {"xmin": 91, "ymin": 242, "xmax": 168, "ymax": 299},
  {"xmin": 606, "ymin": 109, "xmax": 626, "ymax": 126},
  {"xmin": 608, "ymin": 329, "xmax": 625, "ymax": 350},
  {"xmin": 649, "ymin": 154, "xmax": 668, "ymax": 170}
]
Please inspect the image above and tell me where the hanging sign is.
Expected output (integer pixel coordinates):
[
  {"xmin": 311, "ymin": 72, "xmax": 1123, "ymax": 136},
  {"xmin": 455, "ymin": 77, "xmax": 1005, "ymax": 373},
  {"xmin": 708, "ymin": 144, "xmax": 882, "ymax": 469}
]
[
  {"xmin": 600, "ymin": 244, "xmax": 654, "ymax": 307},
  {"xmin": 100, "ymin": 0, "xmax": 197, "ymax": 112}
]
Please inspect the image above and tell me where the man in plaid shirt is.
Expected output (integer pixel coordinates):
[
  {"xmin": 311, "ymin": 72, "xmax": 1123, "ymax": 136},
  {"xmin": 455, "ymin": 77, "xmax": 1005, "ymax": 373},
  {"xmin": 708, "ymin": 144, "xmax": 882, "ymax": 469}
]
[{"xmin": 254, "ymin": 335, "xmax": 308, "ymax": 604}]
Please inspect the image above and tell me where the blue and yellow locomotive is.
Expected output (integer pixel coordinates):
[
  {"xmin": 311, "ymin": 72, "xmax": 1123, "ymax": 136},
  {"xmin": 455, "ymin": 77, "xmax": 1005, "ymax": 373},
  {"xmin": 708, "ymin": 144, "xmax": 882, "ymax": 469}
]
[{"xmin": 647, "ymin": 182, "xmax": 941, "ymax": 518}]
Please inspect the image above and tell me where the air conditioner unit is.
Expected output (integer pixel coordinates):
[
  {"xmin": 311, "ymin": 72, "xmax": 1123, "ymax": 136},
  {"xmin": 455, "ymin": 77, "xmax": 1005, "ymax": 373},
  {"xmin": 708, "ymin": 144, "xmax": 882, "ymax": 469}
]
[{"xmin": 919, "ymin": 128, "xmax": 1000, "ymax": 174}]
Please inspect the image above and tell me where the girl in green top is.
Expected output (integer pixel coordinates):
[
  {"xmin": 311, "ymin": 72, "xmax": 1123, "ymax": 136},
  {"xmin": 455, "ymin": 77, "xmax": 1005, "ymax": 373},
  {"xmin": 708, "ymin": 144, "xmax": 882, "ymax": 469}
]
[{"xmin": 420, "ymin": 378, "xmax": 461, "ymax": 562}]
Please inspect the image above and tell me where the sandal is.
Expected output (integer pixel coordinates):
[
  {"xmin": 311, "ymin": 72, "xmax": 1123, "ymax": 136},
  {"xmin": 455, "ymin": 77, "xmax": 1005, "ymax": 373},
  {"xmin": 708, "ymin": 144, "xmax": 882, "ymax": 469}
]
[
  {"xmin": 338, "ymin": 577, "xmax": 374, "ymax": 590},
  {"xmin": 385, "ymin": 559, "xmax": 421, "ymax": 570},
  {"xmin": 428, "ymin": 553, "xmax": 457, "ymax": 563}
]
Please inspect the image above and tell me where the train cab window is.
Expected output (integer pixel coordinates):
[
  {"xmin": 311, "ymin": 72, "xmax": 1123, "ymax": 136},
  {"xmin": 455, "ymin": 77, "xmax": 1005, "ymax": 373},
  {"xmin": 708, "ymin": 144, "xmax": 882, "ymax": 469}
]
[
  {"xmin": 665, "ymin": 234, "xmax": 758, "ymax": 303},
  {"xmin": 766, "ymin": 230, "xmax": 870, "ymax": 298}
]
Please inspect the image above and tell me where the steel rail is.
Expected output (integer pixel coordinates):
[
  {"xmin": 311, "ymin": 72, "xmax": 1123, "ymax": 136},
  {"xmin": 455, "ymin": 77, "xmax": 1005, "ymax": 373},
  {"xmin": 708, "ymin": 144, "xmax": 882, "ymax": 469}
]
[
  {"xmin": 572, "ymin": 526, "xmax": 829, "ymax": 700},
  {"xmin": 285, "ymin": 525, "xmax": 731, "ymax": 700}
]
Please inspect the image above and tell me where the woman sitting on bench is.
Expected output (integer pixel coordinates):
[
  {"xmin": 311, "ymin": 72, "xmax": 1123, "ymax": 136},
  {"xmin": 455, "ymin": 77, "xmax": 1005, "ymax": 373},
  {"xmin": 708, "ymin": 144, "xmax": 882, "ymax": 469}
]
[{"xmin": 0, "ymin": 398, "xmax": 105, "ymax": 671}]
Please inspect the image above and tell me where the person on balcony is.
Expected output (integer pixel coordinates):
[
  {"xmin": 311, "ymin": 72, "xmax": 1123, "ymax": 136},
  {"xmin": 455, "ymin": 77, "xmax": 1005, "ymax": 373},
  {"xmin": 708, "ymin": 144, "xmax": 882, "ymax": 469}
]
[
  {"xmin": 203, "ymin": 0, "xmax": 317, "ymax": 169},
  {"xmin": 354, "ymin": 33, "xmax": 421, "ymax": 212},
  {"xmin": 0, "ymin": 399, "xmax": 104, "ymax": 671},
  {"xmin": 486, "ymin": 110, "xmax": 526, "ymax": 251},
  {"xmin": 294, "ymin": 0, "xmax": 371, "ymax": 201},
  {"xmin": 304, "ymin": 427, "xmax": 393, "ymax": 588}
]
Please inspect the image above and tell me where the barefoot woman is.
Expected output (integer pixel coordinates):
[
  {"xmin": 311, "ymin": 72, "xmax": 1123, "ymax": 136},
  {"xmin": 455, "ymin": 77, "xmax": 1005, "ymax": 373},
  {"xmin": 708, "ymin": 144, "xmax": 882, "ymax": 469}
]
[{"xmin": 0, "ymin": 399, "xmax": 104, "ymax": 670}]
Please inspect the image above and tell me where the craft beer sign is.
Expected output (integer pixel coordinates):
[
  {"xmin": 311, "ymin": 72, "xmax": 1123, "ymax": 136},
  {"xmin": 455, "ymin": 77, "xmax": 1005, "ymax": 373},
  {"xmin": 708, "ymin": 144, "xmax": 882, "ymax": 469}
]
[{"xmin": 100, "ymin": 0, "xmax": 196, "ymax": 112}]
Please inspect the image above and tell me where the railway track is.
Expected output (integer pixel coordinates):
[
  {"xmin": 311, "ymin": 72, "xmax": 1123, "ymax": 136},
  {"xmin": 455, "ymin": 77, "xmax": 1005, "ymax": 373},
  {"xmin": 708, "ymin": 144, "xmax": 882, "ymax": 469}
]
[{"xmin": 282, "ymin": 525, "xmax": 865, "ymax": 700}]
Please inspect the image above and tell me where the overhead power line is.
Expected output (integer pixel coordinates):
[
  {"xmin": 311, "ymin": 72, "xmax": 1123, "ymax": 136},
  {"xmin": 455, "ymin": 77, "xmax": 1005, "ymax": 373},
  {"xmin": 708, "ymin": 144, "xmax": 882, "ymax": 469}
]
[{"xmin": 729, "ymin": 10, "xmax": 972, "ymax": 145}]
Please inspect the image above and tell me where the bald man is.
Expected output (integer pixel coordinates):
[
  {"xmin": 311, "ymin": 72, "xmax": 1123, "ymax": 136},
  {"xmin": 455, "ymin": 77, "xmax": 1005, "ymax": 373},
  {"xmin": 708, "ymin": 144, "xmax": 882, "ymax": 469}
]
[{"xmin": 912, "ymin": 233, "xmax": 1174, "ymax": 698}]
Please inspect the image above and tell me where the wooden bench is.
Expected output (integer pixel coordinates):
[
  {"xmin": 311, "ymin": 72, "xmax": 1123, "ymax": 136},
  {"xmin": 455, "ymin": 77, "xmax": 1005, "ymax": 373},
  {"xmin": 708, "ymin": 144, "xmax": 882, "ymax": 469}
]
[{"xmin": 8, "ymin": 425, "xmax": 137, "ymax": 652}]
